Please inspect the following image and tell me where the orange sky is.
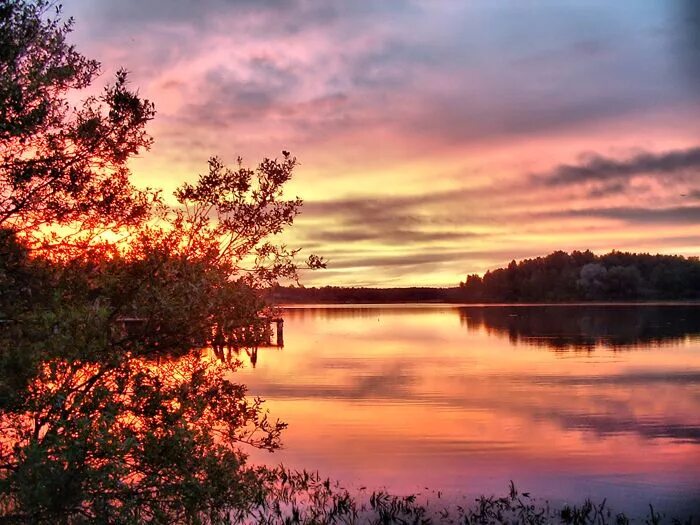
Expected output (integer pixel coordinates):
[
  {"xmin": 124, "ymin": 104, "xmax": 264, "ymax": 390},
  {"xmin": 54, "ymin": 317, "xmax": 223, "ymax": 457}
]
[{"xmin": 65, "ymin": 1, "xmax": 700, "ymax": 286}]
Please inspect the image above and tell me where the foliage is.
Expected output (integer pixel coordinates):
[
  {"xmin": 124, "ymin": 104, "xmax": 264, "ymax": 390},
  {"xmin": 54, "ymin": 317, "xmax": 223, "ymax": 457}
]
[
  {"xmin": 0, "ymin": 350, "xmax": 283, "ymax": 522},
  {"xmin": 0, "ymin": 0, "xmax": 156, "ymax": 251},
  {"xmin": 169, "ymin": 152, "xmax": 325, "ymax": 287},
  {"xmin": 271, "ymin": 285, "xmax": 456, "ymax": 304},
  {"xmin": 0, "ymin": 0, "xmax": 322, "ymax": 521},
  {"xmin": 281, "ymin": 251, "xmax": 699, "ymax": 304},
  {"xmin": 274, "ymin": 251, "xmax": 700, "ymax": 304},
  {"xmin": 2, "ymin": 1, "xmax": 693, "ymax": 522},
  {"xmin": 0, "ymin": 214, "xmax": 307, "ymax": 521},
  {"xmin": 458, "ymin": 250, "xmax": 700, "ymax": 302},
  {"xmin": 243, "ymin": 475, "xmax": 693, "ymax": 525}
]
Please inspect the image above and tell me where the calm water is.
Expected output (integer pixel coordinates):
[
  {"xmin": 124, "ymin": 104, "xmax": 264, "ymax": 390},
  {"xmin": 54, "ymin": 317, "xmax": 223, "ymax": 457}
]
[{"xmin": 225, "ymin": 304, "xmax": 700, "ymax": 516}]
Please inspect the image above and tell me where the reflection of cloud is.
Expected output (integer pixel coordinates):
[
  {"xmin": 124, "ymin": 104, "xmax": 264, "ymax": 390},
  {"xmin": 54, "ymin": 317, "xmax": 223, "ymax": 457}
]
[
  {"xmin": 250, "ymin": 363, "xmax": 700, "ymax": 444},
  {"xmin": 253, "ymin": 361, "xmax": 418, "ymax": 401},
  {"xmin": 529, "ymin": 371, "xmax": 700, "ymax": 386},
  {"xmin": 542, "ymin": 412, "xmax": 700, "ymax": 443},
  {"xmin": 239, "ymin": 305, "xmax": 700, "ymax": 446}
]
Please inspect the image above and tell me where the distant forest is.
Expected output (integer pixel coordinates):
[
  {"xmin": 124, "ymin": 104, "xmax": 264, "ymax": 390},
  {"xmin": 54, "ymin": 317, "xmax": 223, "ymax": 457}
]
[{"xmin": 273, "ymin": 250, "xmax": 700, "ymax": 303}]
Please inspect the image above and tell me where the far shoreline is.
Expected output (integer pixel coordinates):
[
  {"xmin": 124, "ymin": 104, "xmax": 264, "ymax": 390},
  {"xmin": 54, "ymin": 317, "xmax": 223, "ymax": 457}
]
[{"xmin": 277, "ymin": 300, "xmax": 700, "ymax": 307}]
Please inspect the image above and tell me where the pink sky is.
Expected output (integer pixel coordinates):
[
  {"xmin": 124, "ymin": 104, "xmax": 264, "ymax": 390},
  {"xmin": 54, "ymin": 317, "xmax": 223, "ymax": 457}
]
[{"xmin": 65, "ymin": 0, "xmax": 700, "ymax": 286}]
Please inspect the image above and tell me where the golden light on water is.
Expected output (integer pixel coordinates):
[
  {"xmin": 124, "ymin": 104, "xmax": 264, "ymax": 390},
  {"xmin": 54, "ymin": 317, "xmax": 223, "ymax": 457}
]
[{"xmin": 222, "ymin": 306, "xmax": 700, "ymax": 512}]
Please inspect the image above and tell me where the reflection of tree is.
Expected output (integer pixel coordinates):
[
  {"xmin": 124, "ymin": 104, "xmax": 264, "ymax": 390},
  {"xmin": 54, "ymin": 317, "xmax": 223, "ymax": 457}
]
[
  {"xmin": 458, "ymin": 305, "xmax": 700, "ymax": 350},
  {"xmin": 284, "ymin": 305, "xmax": 442, "ymax": 322},
  {"xmin": 284, "ymin": 306, "xmax": 382, "ymax": 321},
  {"xmin": 212, "ymin": 345, "xmax": 269, "ymax": 369},
  {"xmin": 0, "ymin": 350, "xmax": 284, "ymax": 521}
]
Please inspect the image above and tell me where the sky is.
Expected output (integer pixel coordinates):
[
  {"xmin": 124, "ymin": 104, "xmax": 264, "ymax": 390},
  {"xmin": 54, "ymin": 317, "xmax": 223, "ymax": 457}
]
[{"xmin": 64, "ymin": 0, "xmax": 700, "ymax": 286}]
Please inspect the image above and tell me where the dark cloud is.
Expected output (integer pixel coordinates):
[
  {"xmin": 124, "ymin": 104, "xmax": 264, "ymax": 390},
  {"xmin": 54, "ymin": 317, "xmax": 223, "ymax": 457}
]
[
  {"xmin": 550, "ymin": 205, "xmax": 700, "ymax": 224},
  {"xmin": 180, "ymin": 62, "xmax": 302, "ymax": 126},
  {"xmin": 541, "ymin": 146, "xmax": 700, "ymax": 186},
  {"xmin": 298, "ymin": 194, "xmax": 467, "ymax": 250},
  {"xmin": 674, "ymin": 0, "xmax": 700, "ymax": 91},
  {"xmin": 69, "ymin": 0, "xmax": 700, "ymax": 150},
  {"xmin": 70, "ymin": 0, "xmax": 415, "ymax": 40},
  {"xmin": 312, "ymin": 228, "xmax": 478, "ymax": 245},
  {"xmin": 295, "ymin": 190, "xmax": 499, "ymax": 261},
  {"xmin": 330, "ymin": 251, "xmax": 467, "ymax": 269},
  {"xmin": 72, "ymin": 0, "xmax": 325, "ymax": 33},
  {"xmin": 585, "ymin": 181, "xmax": 628, "ymax": 198},
  {"xmin": 322, "ymin": 248, "xmax": 540, "ymax": 271},
  {"xmin": 302, "ymin": 187, "xmax": 492, "ymax": 223}
]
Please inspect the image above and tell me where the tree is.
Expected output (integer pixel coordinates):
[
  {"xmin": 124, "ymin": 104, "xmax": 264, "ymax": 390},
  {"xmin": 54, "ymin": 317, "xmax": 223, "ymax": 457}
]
[
  {"xmin": 0, "ymin": 0, "xmax": 155, "ymax": 252},
  {"xmin": 460, "ymin": 251, "xmax": 700, "ymax": 302},
  {"xmin": 577, "ymin": 263, "xmax": 607, "ymax": 300},
  {"xmin": 0, "ymin": 1, "xmax": 323, "ymax": 521}
]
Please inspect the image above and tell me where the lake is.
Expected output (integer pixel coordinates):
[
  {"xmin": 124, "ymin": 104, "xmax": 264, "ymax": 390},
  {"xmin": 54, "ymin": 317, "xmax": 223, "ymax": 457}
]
[{"xmin": 224, "ymin": 304, "xmax": 700, "ymax": 517}]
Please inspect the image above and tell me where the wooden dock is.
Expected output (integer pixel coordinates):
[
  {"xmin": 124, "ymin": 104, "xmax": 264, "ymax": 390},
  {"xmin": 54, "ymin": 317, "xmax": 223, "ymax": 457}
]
[{"xmin": 115, "ymin": 316, "xmax": 284, "ymax": 349}]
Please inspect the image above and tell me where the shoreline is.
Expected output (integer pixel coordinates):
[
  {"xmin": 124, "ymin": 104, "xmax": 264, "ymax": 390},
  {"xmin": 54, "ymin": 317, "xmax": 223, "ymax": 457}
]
[{"xmin": 277, "ymin": 300, "xmax": 700, "ymax": 307}]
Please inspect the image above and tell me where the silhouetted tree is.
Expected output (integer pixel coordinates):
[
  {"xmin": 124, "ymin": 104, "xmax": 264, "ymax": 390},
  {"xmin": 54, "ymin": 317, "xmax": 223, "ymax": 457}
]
[
  {"xmin": 0, "ymin": 1, "xmax": 323, "ymax": 521},
  {"xmin": 459, "ymin": 251, "xmax": 700, "ymax": 302},
  {"xmin": 0, "ymin": 0, "xmax": 155, "ymax": 253}
]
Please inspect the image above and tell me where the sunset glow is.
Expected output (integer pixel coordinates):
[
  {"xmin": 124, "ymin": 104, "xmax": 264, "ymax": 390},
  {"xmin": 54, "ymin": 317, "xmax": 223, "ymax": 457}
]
[
  {"xmin": 62, "ymin": 0, "xmax": 700, "ymax": 286},
  {"xmin": 5, "ymin": 2, "xmax": 700, "ymax": 520}
]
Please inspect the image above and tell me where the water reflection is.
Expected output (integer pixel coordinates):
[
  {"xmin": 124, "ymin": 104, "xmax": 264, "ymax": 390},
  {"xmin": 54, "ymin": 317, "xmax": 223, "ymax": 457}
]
[
  {"xmin": 232, "ymin": 305, "xmax": 700, "ymax": 516},
  {"xmin": 213, "ymin": 345, "xmax": 260, "ymax": 368},
  {"xmin": 457, "ymin": 304, "xmax": 700, "ymax": 350}
]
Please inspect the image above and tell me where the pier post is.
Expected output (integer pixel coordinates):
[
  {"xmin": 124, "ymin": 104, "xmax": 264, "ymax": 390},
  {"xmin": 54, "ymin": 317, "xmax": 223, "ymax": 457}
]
[{"xmin": 275, "ymin": 318, "xmax": 284, "ymax": 347}]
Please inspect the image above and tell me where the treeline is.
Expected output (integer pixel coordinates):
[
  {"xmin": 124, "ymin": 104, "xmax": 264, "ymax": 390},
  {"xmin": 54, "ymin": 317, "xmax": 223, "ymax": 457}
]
[
  {"xmin": 271, "ymin": 285, "xmax": 461, "ymax": 303},
  {"xmin": 274, "ymin": 250, "xmax": 700, "ymax": 304},
  {"xmin": 459, "ymin": 250, "xmax": 700, "ymax": 302}
]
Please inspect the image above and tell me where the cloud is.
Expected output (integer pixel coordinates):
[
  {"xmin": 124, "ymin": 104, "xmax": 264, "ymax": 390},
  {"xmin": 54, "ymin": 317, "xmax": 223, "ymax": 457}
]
[
  {"xmin": 312, "ymin": 228, "xmax": 477, "ymax": 244},
  {"xmin": 550, "ymin": 205, "xmax": 700, "ymax": 224},
  {"xmin": 585, "ymin": 181, "xmax": 628, "ymax": 199},
  {"xmin": 540, "ymin": 146, "xmax": 700, "ymax": 186},
  {"xmin": 71, "ymin": 0, "xmax": 336, "ymax": 35},
  {"xmin": 179, "ymin": 61, "xmax": 302, "ymax": 125},
  {"xmin": 62, "ymin": 1, "xmax": 700, "ymax": 285},
  {"xmin": 676, "ymin": 0, "xmax": 700, "ymax": 91},
  {"xmin": 69, "ymin": 0, "xmax": 700, "ymax": 153},
  {"xmin": 301, "ymin": 187, "xmax": 496, "ymax": 224}
]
